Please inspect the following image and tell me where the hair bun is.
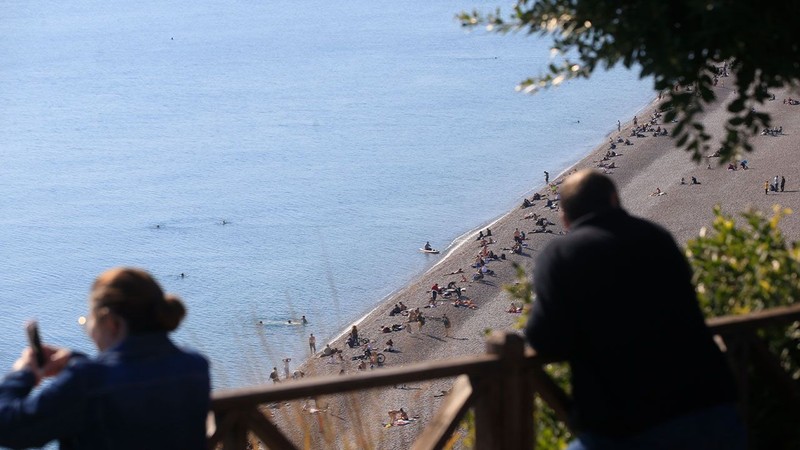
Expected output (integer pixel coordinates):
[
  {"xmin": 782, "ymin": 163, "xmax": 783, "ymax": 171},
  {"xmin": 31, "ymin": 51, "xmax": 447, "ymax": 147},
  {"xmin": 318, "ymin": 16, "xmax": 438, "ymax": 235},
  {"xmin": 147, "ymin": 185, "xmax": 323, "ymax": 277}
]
[{"xmin": 157, "ymin": 294, "xmax": 186, "ymax": 332}]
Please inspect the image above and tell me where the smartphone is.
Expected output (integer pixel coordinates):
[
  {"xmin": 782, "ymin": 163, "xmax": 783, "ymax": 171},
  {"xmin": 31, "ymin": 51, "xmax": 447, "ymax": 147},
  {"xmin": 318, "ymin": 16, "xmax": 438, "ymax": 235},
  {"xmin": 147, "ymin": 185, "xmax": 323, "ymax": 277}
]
[{"xmin": 26, "ymin": 321, "xmax": 46, "ymax": 368}]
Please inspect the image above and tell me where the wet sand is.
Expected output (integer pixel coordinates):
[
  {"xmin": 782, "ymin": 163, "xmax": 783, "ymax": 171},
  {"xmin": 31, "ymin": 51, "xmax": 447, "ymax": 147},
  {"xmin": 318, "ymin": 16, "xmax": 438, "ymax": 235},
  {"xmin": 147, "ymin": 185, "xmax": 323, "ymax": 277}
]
[{"xmin": 268, "ymin": 82, "xmax": 800, "ymax": 449}]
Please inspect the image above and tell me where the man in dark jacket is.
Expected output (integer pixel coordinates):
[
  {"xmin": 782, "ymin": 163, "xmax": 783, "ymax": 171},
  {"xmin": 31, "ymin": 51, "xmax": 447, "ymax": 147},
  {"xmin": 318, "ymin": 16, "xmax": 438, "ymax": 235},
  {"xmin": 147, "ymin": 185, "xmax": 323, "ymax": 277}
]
[{"xmin": 525, "ymin": 169, "xmax": 744, "ymax": 449}]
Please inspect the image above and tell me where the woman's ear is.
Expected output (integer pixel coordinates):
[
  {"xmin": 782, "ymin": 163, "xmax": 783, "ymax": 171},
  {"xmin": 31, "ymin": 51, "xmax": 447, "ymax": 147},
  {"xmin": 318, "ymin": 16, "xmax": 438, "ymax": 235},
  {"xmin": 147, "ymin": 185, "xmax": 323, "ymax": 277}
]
[{"xmin": 106, "ymin": 312, "xmax": 128, "ymax": 340}]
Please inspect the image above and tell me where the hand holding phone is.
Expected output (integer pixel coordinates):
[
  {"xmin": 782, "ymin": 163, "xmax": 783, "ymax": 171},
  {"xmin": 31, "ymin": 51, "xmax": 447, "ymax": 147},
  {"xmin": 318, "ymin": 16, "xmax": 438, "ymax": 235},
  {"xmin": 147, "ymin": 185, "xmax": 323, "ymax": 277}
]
[{"xmin": 26, "ymin": 321, "xmax": 46, "ymax": 368}]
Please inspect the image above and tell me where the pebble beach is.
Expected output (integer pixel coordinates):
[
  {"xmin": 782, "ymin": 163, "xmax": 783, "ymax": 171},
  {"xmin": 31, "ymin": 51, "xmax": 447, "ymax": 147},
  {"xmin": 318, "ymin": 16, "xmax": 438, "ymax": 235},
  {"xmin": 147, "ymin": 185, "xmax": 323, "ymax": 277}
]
[{"xmin": 266, "ymin": 81, "xmax": 800, "ymax": 449}]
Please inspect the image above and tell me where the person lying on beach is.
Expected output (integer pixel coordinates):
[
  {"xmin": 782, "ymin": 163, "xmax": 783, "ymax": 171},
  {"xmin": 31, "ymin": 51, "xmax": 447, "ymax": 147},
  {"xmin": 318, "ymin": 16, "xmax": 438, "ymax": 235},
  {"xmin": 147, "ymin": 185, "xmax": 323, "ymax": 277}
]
[
  {"xmin": 508, "ymin": 303, "xmax": 523, "ymax": 313},
  {"xmin": 650, "ymin": 187, "xmax": 666, "ymax": 196},
  {"xmin": 448, "ymin": 268, "xmax": 464, "ymax": 275},
  {"xmin": 453, "ymin": 299, "xmax": 478, "ymax": 309},
  {"xmin": 388, "ymin": 408, "xmax": 409, "ymax": 423},
  {"xmin": 524, "ymin": 211, "xmax": 539, "ymax": 220}
]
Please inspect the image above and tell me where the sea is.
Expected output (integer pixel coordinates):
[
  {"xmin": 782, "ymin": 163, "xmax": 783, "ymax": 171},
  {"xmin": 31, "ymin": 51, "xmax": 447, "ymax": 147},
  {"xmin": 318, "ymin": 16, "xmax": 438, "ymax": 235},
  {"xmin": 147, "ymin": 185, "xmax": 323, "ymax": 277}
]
[{"xmin": 0, "ymin": 0, "xmax": 654, "ymax": 389}]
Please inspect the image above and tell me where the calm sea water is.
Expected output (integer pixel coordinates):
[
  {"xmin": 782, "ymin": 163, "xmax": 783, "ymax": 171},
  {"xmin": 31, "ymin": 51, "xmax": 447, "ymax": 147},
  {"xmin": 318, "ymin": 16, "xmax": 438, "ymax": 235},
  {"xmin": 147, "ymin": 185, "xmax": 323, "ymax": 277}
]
[{"xmin": 0, "ymin": 1, "xmax": 653, "ymax": 388}]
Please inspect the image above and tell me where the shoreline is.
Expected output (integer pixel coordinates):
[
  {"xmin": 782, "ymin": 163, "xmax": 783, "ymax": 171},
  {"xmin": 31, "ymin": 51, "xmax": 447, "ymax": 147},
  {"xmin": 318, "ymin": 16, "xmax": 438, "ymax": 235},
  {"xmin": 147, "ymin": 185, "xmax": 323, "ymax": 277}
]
[{"xmin": 272, "ymin": 82, "xmax": 800, "ymax": 448}]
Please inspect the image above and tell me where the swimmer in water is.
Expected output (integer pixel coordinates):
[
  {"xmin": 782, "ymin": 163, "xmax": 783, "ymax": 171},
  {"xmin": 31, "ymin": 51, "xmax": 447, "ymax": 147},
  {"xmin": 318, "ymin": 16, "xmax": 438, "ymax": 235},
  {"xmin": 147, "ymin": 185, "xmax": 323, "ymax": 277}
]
[
  {"xmin": 288, "ymin": 320, "xmax": 293, "ymax": 324},
  {"xmin": 301, "ymin": 315, "xmax": 308, "ymax": 325}
]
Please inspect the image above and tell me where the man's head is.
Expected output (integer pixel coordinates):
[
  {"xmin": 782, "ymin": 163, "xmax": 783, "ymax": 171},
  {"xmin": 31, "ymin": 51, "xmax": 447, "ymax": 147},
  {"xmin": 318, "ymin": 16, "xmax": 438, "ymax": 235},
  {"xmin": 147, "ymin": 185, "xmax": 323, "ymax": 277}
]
[{"xmin": 559, "ymin": 169, "xmax": 620, "ymax": 228}]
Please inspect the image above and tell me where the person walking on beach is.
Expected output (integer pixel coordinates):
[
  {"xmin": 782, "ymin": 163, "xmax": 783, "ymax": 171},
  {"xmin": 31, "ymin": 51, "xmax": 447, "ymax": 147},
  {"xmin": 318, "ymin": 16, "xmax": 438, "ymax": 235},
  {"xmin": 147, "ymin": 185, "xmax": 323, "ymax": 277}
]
[
  {"xmin": 765, "ymin": 181, "xmax": 769, "ymax": 195},
  {"xmin": 309, "ymin": 333, "xmax": 316, "ymax": 353},
  {"xmin": 525, "ymin": 169, "xmax": 742, "ymax": 450},
  {"xmin": 544, "ymin": 171, "xmax": 550, "ymax": 184},
  {"xmin": 617, "ymin": 120, "xmax": 621, "ymax": 132},
  {"xmin": 283, "ymin": 358, "xmax": 291, "ymax": 379},
  {"xmin": 349, "ymin": 325, "xmax": 359, "ymax": 347},
  {"xmin": 781, "ymin": 176, "xmax": 786, "ymax": 192},
  {"xmin": 442, "ymin": 314, "xmax": 452, "ymax": 338}
]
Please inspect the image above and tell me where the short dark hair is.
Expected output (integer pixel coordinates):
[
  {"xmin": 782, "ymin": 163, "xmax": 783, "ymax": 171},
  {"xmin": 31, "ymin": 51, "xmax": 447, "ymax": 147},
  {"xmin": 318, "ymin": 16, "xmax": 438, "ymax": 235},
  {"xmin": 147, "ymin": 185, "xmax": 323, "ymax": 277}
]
[{"xmin": 560, "ymin": 170, "xmax": 619, "ymax": 222}]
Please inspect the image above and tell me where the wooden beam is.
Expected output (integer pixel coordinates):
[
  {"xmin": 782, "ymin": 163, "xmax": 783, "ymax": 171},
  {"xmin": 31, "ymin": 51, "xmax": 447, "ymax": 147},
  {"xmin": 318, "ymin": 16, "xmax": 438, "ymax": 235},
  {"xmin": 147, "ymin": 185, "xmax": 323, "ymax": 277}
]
[
  {"xmin": 473, "ymin": 375, "xmax": 500, "ymax": 449},
  {"xmin": 207, "ymin": 410, "xmax": 241, "ymax": 449},
  {"xmin": 212, "ymin": 354, "xmax": 498, "ymax": 411},
  {"xmin": 528, "ymin": 364, "xmax": 572, "ymax": 427},
  {"xmin": 245, "ymin": 407, "xmax": 299, "ymax": 450},
  {"xmin": 221, "ymin": 410, "xmax": 248, "ymax": 450},
  {"xmin": 411, "ymin": 375, "xmax": 475, "ymax": 450},
  {"xmin": 707, "ymin": 303, "xmax": 800, "ymax": 336},
  {"xmin": 475, "ymin": 332, "xmax": 534, "ymax": 449},
  {"xmin": 747, "ymin": 333, "xmax": 800, "ymax": 401}
]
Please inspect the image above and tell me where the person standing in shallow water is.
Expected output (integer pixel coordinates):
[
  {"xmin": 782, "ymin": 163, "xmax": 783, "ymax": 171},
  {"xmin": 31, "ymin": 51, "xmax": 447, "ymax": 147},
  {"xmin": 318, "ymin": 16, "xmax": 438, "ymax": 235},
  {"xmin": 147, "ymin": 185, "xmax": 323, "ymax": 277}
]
[
  {"xmin": 0, "ymin": 267, "xmax": 210, "ymax": 450},
  {"xmin": 309, "ymin": 333, "xmax": 316, "ymax": 353},
  {"xmin": 525, "ymin": 170, "xmax": 743, "ymax": 450}
]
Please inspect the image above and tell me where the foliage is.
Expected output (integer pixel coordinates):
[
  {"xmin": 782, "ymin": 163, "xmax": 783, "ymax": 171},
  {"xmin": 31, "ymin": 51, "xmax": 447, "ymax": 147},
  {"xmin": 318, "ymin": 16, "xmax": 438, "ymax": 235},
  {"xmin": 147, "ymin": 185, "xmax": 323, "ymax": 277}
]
[
  {"xmin": 687, "ymin": 205, "xmax": 800, "ymax": 450},
  {"xmin": 458, "ymin": 1, "xmax": 800, "ymax": 162},
  {"xmin": 686, "ymin": 205, "xmax": 800, "ymax": 315},
  {"xmin": 686, "ymin": 205, "xmax": 800, "ymax": 378},
  {"xmin": 504, "ymin": 208, "xmax": 800, "ymax": 449}
]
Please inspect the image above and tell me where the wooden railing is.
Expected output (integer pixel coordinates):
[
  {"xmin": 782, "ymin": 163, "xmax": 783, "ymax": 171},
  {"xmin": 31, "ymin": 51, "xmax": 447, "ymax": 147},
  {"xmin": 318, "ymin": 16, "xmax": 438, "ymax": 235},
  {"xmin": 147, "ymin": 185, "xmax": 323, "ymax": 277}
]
[{"xmin": 208, "ymin": 303, "xmax": 800, "ymax": 449}]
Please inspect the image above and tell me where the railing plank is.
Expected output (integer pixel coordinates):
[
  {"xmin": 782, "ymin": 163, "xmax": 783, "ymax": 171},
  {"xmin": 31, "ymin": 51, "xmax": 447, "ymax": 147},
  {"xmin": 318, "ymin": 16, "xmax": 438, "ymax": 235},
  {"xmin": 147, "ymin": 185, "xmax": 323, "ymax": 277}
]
[
  {"xmin": 207, "ymin": 305, "xmax": 800, "ymax": 450},
  {"xmin": 474, "ymin": 333, "xmax": 534, "ymax": 449},
  {"xmin": 411, "ymin": 375, "xmax": 475, "ymax": 450},
  {"xmin": 747, "ymin": 333, "xmax": 800, "ymax": 401},
  {"xmin": 212, "ymin": 354, "xmax": 498, "ymax": 411},
  {"xmin": 472, "ymin": 375, "xmax": 499, "ymax": 450},
  {"xmin": 707, "ymin": 303, "xmax": 800, "ymax": 335},
  {"xmin": 221, "ymin": 410, "xmax": 248, "ymax": 450},
  {"xmin": 207, "ymin": 410, "xmax": 241, "ymax": 449},
  {"xmin": 245, "ymin": 407, "xmax": 299, "ymax": 450},
  {"xmin": 528, "ymin": 364, "xmax": 571, "ymax": 426}
]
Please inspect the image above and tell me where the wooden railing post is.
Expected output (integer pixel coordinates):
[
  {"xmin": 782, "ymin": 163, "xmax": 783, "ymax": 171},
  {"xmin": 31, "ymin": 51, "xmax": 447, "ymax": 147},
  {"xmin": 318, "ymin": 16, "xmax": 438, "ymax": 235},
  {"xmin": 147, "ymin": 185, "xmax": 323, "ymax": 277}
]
[{"xmin": 474, "ymin": 332, "xmax": 535, "ymax": 450}]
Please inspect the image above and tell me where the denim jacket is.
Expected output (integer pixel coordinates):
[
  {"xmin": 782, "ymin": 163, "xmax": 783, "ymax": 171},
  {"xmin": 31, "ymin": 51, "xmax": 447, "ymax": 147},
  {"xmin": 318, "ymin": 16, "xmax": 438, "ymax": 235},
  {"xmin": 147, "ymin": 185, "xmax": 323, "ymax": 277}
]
[{"xmin": 0, "ymin": 333, "xmax": 210, "ymax": 450}]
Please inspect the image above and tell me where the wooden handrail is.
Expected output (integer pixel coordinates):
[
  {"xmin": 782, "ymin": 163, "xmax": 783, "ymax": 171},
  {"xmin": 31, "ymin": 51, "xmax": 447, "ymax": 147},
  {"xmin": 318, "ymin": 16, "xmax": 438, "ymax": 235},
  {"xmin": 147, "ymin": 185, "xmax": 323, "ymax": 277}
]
[
  {"xmin": 208, "ymin": 304, "xmax": 800, "ymax": 450},
  {"xmin": 212, "ymin": 353, "xmax": 498, "ymax": 410},
  {"xmin": 707, "ymin": 303, "xmax": 800, "ymax": 335}
]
